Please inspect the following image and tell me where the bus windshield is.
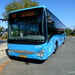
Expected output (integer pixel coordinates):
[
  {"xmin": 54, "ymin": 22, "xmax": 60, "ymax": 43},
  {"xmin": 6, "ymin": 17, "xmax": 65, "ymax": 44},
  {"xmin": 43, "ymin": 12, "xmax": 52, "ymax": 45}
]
[{"xmin": 8, "ymin": 8, "xmax": 45, "ymax": 41}]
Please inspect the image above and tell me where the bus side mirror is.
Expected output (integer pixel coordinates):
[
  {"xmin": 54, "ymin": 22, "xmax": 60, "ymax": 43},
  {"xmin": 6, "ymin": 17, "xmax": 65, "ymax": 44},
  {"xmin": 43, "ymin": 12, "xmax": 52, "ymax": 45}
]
[{"xmin": 46, "ymin": 14, "xmax": 51, "ymax": 23}]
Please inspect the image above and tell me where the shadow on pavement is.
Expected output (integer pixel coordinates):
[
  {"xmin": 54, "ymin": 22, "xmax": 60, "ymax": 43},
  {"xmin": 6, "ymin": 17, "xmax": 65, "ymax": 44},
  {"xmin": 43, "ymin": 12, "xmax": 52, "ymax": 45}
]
[
  {"xmin": 5, "ymin": 49, "xmax": 45, "ymax": 64},
  {"xmin": 5, "ymin": 49, "xmax": 9, "ymax": 56}
]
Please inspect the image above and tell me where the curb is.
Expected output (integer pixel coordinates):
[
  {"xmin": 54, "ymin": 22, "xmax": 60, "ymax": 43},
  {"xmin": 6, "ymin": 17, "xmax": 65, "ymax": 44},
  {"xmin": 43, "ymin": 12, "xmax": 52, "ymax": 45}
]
[
  {"xmin": 0, "ymin": 56, "xmax": 10, "ymax": 74},
  {"xmin": 0, "ymin": 56, "xmax": 9, "ymax": 65}
]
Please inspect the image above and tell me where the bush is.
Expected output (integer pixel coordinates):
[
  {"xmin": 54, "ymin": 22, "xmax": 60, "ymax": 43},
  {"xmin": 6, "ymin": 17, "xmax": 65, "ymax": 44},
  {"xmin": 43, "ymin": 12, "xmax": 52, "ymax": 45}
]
[{"xmin": 4, "ymin": 34, "xmax": 8, "ymax": 38}]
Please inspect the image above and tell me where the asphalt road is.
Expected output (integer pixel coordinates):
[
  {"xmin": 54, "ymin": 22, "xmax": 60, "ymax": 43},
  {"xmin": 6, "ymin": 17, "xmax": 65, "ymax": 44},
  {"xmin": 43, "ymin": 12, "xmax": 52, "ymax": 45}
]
[{"xmin": 1, "ymin": 36, "xmax": 75, "ymax": 75}]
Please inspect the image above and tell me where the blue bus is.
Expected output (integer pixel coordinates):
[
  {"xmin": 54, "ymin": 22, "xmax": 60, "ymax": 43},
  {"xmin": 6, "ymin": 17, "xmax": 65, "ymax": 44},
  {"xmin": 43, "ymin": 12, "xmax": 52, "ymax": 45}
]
[{"xmin": 8, "ymin": 6, "xmax": 66, "ymax": 60}]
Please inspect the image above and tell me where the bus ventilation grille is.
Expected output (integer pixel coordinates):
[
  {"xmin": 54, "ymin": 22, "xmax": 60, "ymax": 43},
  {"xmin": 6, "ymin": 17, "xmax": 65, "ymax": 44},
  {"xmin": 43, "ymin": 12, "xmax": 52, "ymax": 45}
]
[{"xmin": 12, "ymin": 50, "xmax": 36, "ymax": 54}]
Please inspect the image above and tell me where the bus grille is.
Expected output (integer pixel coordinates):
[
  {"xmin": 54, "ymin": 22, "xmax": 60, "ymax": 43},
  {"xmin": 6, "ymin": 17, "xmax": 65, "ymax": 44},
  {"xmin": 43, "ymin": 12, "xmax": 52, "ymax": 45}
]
[{"xmin": 12, "ymin": 50, "xmax": 36, "ymax": 54}]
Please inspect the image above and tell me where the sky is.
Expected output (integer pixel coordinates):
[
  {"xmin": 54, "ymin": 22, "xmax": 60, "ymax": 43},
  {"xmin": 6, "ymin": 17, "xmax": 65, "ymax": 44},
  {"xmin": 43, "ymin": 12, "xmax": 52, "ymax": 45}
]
[{"xmin": 0, "ymin": 0, "xmax": 75, "ymax": 29}]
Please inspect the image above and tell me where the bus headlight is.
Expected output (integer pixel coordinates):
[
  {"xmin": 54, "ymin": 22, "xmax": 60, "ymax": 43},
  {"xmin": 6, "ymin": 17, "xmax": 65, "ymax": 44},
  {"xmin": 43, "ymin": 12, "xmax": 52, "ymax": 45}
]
[
  {"xmin": 36, "ymin": 50, "xmax": 44, "ymax": 56},
  {"xmin": 8, "ymin": 49, "xmax": 11, "ymax": 54}
]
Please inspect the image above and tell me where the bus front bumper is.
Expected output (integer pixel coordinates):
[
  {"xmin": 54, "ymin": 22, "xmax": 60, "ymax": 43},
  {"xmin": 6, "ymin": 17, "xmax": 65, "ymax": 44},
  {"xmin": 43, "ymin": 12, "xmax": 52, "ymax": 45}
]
[{"xmin": 8, "ymin": 49, "xmax": 46, "ymax": 60}]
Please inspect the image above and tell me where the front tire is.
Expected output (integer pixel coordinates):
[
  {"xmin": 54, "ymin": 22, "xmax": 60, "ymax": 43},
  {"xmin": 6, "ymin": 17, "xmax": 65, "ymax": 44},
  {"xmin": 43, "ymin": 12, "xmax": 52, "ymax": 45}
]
[
  {"xmin": 63, "ymin": 38, "xmax": 65, "ymax": 44},
  {"xmin": 53, "ymin": 42, "xmax": 58, "ymax": 54}
]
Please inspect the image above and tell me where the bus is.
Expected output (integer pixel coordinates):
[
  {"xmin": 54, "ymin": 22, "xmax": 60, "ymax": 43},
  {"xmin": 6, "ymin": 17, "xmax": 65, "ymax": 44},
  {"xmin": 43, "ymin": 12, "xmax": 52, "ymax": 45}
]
[{"xmin": 7, "ymin": 6, "xmax": 66, "ymax": 60}]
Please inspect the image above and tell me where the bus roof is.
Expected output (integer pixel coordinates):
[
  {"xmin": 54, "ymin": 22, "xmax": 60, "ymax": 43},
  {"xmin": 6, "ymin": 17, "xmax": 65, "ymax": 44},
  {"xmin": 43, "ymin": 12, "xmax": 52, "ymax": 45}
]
[{"xmin": 10, "ymin": 6, "xmax": 46, "ymax": 14}]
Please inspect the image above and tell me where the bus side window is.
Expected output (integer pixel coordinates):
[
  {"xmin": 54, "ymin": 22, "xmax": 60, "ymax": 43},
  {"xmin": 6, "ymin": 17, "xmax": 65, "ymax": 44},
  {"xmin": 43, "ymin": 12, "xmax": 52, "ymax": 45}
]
[
  {"xmin": 46, "ymin": 12, "xmax": 57, "ymax": 40},
  {"xmin": 48, "ymin": 21, "xmax": 57, "ymax": 34},
  {"xmin": 57, "ymin": 29, "xmax": 65, "ymax": 34}
]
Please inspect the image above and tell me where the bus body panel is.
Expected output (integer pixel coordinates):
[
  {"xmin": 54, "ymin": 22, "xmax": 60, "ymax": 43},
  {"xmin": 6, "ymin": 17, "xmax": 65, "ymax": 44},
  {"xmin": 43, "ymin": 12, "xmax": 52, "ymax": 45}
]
[
  {"xmin": 46, "ymin": 34, "xmax": 66, "ymax": 58},
  {"xmin": 8, "ymin": 42, "xmax": 48, "ymax": 60}
]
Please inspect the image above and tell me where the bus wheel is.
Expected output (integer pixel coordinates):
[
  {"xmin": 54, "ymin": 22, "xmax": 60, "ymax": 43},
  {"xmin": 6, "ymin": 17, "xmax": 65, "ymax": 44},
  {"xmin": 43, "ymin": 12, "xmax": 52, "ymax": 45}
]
[
  {"xmin": 53, "ymin": 42, "xmax": 58, "ymax": 54},
  {"xmin": 63, "ymin": 38, "xmax": 65, "ymax": 44}
]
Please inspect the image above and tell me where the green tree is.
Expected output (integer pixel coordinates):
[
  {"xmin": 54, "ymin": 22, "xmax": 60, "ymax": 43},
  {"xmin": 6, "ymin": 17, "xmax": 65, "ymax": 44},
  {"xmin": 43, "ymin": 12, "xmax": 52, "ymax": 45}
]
[
  {"xmin": 66, "ymin": 28, "xmax": 73, "ymax": 35},
  {"xmin": 0, "ymin": 26, "xmax": 4, "ymax": 32},
  {"xmin": 2, "ymin": 0, "xmax": 39, "ymax": 19},
  {"xmin": 0, "ymin": 26, "xmax": 4, "ymax": 35}
]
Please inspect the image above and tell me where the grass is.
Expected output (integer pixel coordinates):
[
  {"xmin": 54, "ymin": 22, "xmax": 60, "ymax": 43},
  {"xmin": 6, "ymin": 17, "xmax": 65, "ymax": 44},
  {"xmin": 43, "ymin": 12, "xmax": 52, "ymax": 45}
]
[
  {"xmin": 67, "ymin": 35, "xmax": 75, "ymax": 36},
  {"xmin": 0, "ymin": 36, "xmax": 7, "ymax": 40}
]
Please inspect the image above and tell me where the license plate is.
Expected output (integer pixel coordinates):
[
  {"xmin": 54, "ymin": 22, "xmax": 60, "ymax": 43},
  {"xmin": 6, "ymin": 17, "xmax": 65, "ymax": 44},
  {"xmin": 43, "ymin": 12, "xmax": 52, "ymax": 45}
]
[{"xmin": 19, "ymin": 55, "xmax": 27, "ymax": 58}]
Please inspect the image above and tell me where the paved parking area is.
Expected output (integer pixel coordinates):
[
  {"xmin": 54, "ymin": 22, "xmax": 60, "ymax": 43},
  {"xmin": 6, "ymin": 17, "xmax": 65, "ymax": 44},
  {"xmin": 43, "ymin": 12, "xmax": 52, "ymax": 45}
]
[
  {"xmin": 0, "ymin": 40, "xmax": 8, "ymax": 65},
  {"xmin": 0, "ymin": 43, "xmax": 7, "ymax": 59},
  {"xmin": 1, "ymin": 37, "xmax": 75, "ymax": 75}
]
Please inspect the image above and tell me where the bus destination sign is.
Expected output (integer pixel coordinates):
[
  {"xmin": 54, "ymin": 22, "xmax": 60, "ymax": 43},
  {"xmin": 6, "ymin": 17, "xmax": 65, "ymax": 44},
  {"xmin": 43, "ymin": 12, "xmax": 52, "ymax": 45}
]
[{"xmin": 11, "ymin": 11, "xmax": 34, "ymax": 18}]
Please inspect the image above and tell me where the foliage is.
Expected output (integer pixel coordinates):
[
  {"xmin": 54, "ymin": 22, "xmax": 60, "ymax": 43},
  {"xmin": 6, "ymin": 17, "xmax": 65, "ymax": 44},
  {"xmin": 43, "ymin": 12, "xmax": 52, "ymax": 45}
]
[
  {"xmin": 4, "ymin": 34, "xmax": 8, "ymax": 38},
  {"xmin": 2, "ymin": 0, "xmax": 39, "ymax": 19},
  {"xmin": 66, "ymin": 28, "xmax": 72, "ymax": 35},
  {"xmin": 0, "ymin": 26, "xmax": 4, "ymax": 36},
  {"xmin": 65, "ymin": 28, "xmax": 75, "ymax": 36},
  {"xmin": 0, "ymin": 26, "xmax": 4, "ymax": 32}
]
